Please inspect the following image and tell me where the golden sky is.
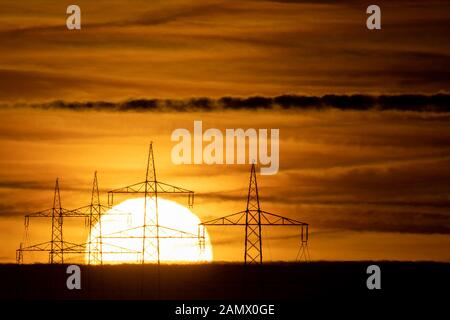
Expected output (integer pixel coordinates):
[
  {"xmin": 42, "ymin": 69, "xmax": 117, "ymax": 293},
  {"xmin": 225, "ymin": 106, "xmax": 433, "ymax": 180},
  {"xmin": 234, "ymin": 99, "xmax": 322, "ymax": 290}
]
[
  {"xmin": 1, "ymin": 108, "xmax": 450, "ymax": 262},
  {"xmin": 0, "ymin": 0, "xmax": 449, "ymax": 102},
  {"xmin": 0, "ymin": 1, "xmax": 449, "ymax": 262}
]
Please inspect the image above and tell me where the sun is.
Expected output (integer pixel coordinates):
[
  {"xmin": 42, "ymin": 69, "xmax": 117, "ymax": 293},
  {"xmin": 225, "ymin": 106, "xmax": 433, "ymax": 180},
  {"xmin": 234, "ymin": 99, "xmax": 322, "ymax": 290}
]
[{"xmin": 86, "ymin": 198, "xmax": 213, "ymax": 264}]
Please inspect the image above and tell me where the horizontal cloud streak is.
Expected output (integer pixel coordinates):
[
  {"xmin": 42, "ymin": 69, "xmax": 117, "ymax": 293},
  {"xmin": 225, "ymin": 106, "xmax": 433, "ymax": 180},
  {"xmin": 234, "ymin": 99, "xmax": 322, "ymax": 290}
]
[{"xmin": 6, "ymin": 94, "xmax": 450, "ymax": 113}]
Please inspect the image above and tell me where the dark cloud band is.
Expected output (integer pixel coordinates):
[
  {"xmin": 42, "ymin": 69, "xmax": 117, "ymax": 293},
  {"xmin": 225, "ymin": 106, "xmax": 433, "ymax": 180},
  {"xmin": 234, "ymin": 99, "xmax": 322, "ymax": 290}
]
[{"xmin": 9, "ymin": 94, "xmax": 450, "ymax": 113}]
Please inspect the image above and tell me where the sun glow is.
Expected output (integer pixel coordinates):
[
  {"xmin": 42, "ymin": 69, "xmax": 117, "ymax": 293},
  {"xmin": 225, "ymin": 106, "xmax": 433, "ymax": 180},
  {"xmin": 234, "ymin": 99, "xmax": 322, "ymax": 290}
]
[{"xmin": 86, "ymin": 198, "xmax": 213, "ymax": 264}]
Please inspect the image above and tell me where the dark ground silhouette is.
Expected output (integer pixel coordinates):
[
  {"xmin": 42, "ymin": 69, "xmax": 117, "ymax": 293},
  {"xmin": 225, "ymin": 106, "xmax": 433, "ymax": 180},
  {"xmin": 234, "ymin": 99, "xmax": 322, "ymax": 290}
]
[{"xmin": 1, "ymin": 262, "xmax": 448, "ymax": 301}]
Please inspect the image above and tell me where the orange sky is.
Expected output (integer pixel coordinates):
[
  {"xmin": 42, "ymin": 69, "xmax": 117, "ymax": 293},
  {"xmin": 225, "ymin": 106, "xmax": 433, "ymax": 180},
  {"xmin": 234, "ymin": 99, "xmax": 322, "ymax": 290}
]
[
  {"xmin": 0, "ymin": 1, "xmax": 449, "ymax": 263},
  {"xmin": 0, "ymin": 0, "xmax": 449, "ymax": 102},
  {"xmin": 1, "ymin": 108, "xmax": 449, "ymax": 263}
]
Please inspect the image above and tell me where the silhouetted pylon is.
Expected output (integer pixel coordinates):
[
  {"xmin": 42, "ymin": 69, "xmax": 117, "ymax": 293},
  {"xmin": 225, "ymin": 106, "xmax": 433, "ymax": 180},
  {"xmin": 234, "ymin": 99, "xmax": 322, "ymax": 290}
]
[
  {"xmin": 142, "ymin": 143, "xmax": 160, "ymax": 264},
  {"xmin": 88, "ymin": 171, "xmax": 103, "ymax": 265},
  {"xmin": 17, "ymin": 177, "xmax": 106, "ymax": 264},
  {"xmin": 64, "ymin": 172, "xmax": 140, "ymax": 264},
  {"xmin": 107, "ymin": 142, "xmax": 198, "ymax": 264},
  {"xmin": 200, "ymin": 164, "xmax": 310, "ymax": 264},
  {"xmin": 245, "ymin": 163, "xmax": 263, "ymax": 264},
  {"xmin": 16, "ymin": 178, "xmax": 72, "ymax": 264},
  {"xmin": 17, "ymin": 178, "xmax": 91, "ymax": 264},
  {"xmin": 16, "ymin": 175, "xmax": 139, "ymax": 264},
  {"xmin": 50, "ymin": 179, "xmax": 64, "ymax": 264}
]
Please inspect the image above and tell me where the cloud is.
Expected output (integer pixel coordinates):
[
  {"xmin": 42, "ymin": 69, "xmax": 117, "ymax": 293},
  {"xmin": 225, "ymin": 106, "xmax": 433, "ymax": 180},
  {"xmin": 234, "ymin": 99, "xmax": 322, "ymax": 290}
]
[
  {"xmin": 5, "ymin": 94, "xmax": 450, "ymax": 112},
  {"xmin": 197, "ymin": 192, "xmax": 450, "ymax": 235},
  {"xmin": 0, "ymin": 180, "xmax": 53, "ymax": 191},
  {"xmin": 0, "ymin": 68, "xmax": 144, "ymax": 102},
  {"xmin": 317, "ymin": 209, "xmax": 450, "ymax": 235},
  {"xmin": 194, "ymin": 154, "xmax": 450, "ymax": 235},
  {"xmin": 0, "ymin": 204, "xmax": 26, "ymax": 217}
]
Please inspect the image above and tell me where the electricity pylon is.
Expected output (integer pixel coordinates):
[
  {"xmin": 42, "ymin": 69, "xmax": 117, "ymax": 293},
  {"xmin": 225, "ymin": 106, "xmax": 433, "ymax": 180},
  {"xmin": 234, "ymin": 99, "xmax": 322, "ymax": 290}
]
[
  {"xmin": 88, "ymin": 171, "xmax": 102, "ymax": 264},
  {"xmin": 199, "ymin": 164, "xmax": 310, "ymax": 264},
  {"xmin": 51, "ymin": 178, "xmax": 63, "ymax": 263},
  {"xmin": 16, "ymin": 174, "xmax": 138, "ymax": 264},
  {"xmin": 16, "ymin": 178, "xmax": 90, "ymax": 264},
  {"xmin": 107, "ymin": 142, "xmax": 199, "ymax": 264}
]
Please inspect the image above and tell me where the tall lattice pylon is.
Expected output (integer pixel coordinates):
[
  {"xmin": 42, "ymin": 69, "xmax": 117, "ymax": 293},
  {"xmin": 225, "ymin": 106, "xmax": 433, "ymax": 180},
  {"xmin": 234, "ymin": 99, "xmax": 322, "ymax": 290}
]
[
  {"xmin": 200, "ymin": 164, "xmax": 310, "ymax": 264},
  {"xmin": 17, "ymin": 179, "xmax": 91, "ymax": 264},
  {"xmin": 88, "ymin": 171, "xmax": 102, "ymax": 265},
  {"xmin": 245, "ymin": 163, "xmax": 263, "ymax": 264},
  {"xmin": 142, "ymin": 143, "xmax": 160, "ymax": 264},
  {"xmin": 62, "ymin": 173, "xmax": 141, "ymax": 264},
  {"xmin": 16, "ymin": 175, "xmax": 140, "ymax": 264},
  {"xmin": 50, "ymin": 179, "xmax": 64, "ymax": 264},
  {"xmin": 107, "ymin": 142, "xmax": 198, "ymax": 265}
]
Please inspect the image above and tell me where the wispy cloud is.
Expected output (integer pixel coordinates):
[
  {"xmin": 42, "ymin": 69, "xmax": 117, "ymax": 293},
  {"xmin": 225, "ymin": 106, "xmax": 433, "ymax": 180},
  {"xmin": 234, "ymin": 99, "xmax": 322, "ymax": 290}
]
[{"xmin": 5, "ymin": 94, "xmax": 450, "ymax": 112}]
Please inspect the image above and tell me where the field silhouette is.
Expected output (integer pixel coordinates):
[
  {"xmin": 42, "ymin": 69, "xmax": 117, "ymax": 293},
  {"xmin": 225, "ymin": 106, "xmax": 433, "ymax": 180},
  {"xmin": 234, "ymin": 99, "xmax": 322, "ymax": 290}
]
[{"xmin": 1, "ymin": 262, "xmax": 448, "ymax": 301}]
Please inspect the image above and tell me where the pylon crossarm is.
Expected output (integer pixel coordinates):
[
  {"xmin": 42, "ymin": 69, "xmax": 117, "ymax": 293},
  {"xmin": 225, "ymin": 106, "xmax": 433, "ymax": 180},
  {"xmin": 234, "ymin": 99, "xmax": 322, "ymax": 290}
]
[
  {"xmin": 59, "ymin": 206, "xmax": 95, "ymax": 217},
  {"xmin": 17, "ymin": 241, "xmax": 101, "ymax": 257},
  {"xmin": 63, "ymin": 204, "xmax": 130, "ymax": 216},
  {"xmin": 17, "ymin": 241, "xmax": 53, "ymax": 251},
  {"xmin": 101, "ymin": 242, "xmax": 141, "ymax": 253},
  {"xmin": 158, "ymin": 225, "xmax": 199, "ymax": 238},
  {"xmin": 66, "ymin": 241, "xmax": 142, "ymax": 254},
  {"xmin": 25, "ymin": 207, "xmax": 70, "ymax": 218},
  {"xmin": 155, "ymin": 181, "xmax": 194, "ymax": 194},
  {"xmin": 108, "ymin": 181, "xmax": 194, "ymax": 208},
  {"xmin": 260, "ymin": 210, "xmax": 308, "ymax": 226},
  {"xmin": 64, "ymin": 244, "xmax": 140, "ymax": 255},
  {"xmin": 108, "ymin": 181, "xmax": 149, "ymax": 193},
  {"xmin": 100, "ymin": 205, "xmax": 132, "ymax": 216},
  {"xmin": 64, "ymin": 205, "xmax": 92, "ymax": 216},
  {"xmin": 102, "ymin": 235, "xmax": 200, "ymax": 239},
  {"xmin": 101, "ymin": 225, "xmax": 200, "ymax": 239},
  {"xmin": 102, "ymin": 225, "xmax": 143, "ymax": 237},
  {"xmin": 200, "ymin": 210, "xmax": 308, "ymax": 226},
  {"xmin": 25, "ymin": 208, "xmax": 52, "ymax": 218},
  {"xmin": 156, "ymin": 181, "xmax": 195, "ymax": 206},
  {"xmin": 200, "ymin": 210, "xmax": 247, "ymax": 225},
  {"xmin": 109, "ymin": 180, "xmax": 193, "ymax": 194},
  {"xmin": 63, "ymin": 242, "xmax": 87, "ymax": 252},
  {"xmin": 25, "ymin": 206, "xmax": 100, "ymax": 219}
]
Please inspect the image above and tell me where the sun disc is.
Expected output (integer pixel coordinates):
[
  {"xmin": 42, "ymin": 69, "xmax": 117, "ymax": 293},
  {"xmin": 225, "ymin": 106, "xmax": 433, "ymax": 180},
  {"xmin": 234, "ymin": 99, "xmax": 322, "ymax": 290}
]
[{"xmin": 86, "ymin": 198, "xmax": 213, "ymax": 264}]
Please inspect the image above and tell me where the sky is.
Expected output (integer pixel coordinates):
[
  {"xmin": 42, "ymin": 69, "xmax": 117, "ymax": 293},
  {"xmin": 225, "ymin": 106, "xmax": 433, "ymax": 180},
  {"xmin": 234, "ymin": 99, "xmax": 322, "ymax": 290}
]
[
  {"xmin": 0, "ymin": 0, "xmax": 449, "ymax": 101},
  {"xmin": 0, "ymin": 0, "xmax": 449, "ymax": 263}
]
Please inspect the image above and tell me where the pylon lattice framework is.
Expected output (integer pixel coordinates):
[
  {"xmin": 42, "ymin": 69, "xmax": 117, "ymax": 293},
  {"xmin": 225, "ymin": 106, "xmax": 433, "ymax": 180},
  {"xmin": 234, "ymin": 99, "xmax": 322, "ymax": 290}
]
[
  {"xmin": 199, "ymin": 163, "xmax": 310, "ymax": 264},
  {"xmin": 16, "ymin": 174, "xmax": 139, "ymax": 264},
  {"xmin": 16, "ymin": 178, "xmax": 92, "ymax": 264},
  {"xmin": 17, "ymin": 143, "xmax": 202, "ymax": 265},
  {"xmin": 106, "ymin": 142, "xmax": 201, "ymax": 265}
]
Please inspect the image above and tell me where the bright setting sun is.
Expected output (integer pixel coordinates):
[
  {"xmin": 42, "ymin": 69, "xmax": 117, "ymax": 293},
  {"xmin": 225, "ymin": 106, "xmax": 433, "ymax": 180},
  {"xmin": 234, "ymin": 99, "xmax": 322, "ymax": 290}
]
[{"xmin": 86, "ymin": 198, "xmax": 213, "ymax": 264}]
